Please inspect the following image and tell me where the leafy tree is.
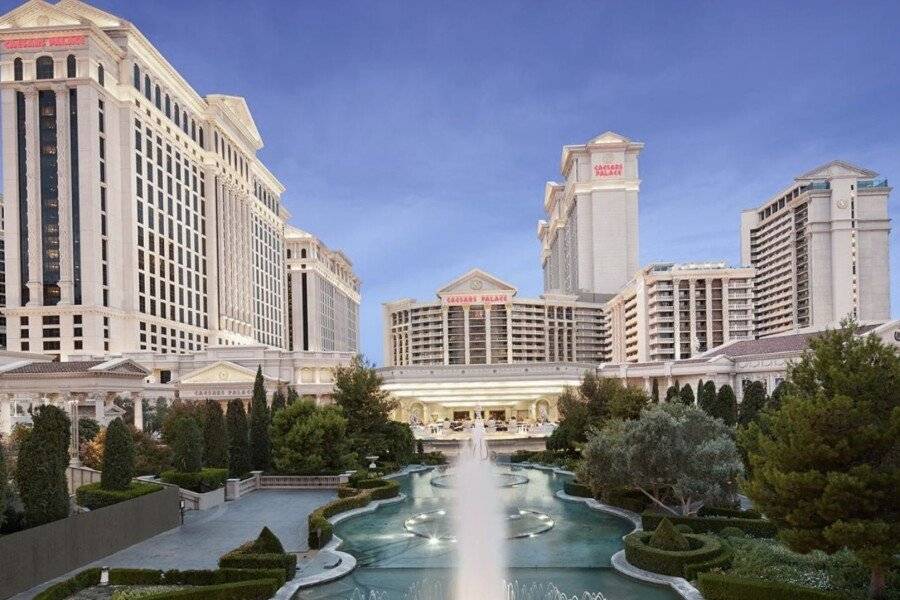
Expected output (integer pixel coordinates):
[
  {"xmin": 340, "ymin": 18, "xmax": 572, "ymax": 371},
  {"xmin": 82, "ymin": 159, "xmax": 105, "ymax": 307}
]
[
  {"xmin": 332, "ymin": 356, "xmax": 397, "ymax": 457},
  {"xmin": 738, "ymin": 381, "xmax": 767, "ymax": 426},
  {"xmin": 552, "ymin": 374, "xmax": 649, "ymax": 450},
  {"xmin": 132, "ymin": 429, "xmax": 173, "ymax": 476},
  {"xmin": 202, "ymin": 400, "xmax": 228, "ymax": 469},
  {"xmin": 651, "ymin": 379, "xmax": 660, "ymax": 403},
  {"xmin": 665, "ymin": 383, "xmax": 680, "ymax": 403},
  {"xmin": 742, "ymin": 323, "xmax": 900, "ymax": 598},
  {"xmin": 270, "ymin": 389, "xmax": 286, "ymax": 415},
  {"xmin": 226, "ymin": 399, "xmax": 251, "ymax": 478},
  {"xmin": 270, "ymin": 401, "xmax": 356, "ymax": 475},
  {"xmin": 101, "ymin": 418, "xmax": 135, "ymax": 490},
  {"xmin": 376, "ymin": 420, "xmax": 415, "ymax": 465},
  {"xmin": 579, "ymin": 403, "xmax": 743, "ymax": 516},
  {"xmin": 286, "ymin": 387, "xmax": 300, "ymax": 406},
  {"xmin": 711, "ymin": 384, "xmax": 737, "ymax": 426},
  {"xmin": 766, "ymin": 380, "xmax": 789, "ymax": 412},
  {"xmin": 144, "ymin": 398, "xmax": 170, "ymax": 435},
  {"xmin": 248, "ymin": 366, "xmax": 271, "ymax": 471},
  {"xmin": 170, "ymin": 417, "xmax": 203, "ymax": 473},
  {"xmin": 16, "ymin": 405, "xmax": 71, "ymax": 526},
  {"xmin": 161, "ymin": 400, "xmax": 204, "ymax": 445},
  {"xmin": 78, "ymin": 417, "xmax": 100, "ymax": 443},
  {"xmin": 679, "ymin": 383, "xmax": 695, "ymax": 405}
]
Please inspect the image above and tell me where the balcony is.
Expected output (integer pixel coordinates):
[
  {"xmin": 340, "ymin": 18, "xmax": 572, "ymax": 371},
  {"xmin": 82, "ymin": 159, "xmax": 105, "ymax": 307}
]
[{"xmin": 858, "ymin": 178, "xmax": 888, "ymax": 189}]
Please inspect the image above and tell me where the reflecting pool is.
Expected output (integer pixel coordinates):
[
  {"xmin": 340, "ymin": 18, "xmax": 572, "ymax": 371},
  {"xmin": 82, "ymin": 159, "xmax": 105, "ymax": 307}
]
[{"xmin": 296, "ymin": 466, "xmax": 678, "ymax": 600}]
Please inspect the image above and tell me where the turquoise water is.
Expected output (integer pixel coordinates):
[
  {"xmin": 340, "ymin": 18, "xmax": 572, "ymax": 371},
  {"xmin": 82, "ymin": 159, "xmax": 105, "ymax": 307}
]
[{"xmin": 297, "ymin": 466, "xmax": 678, "ymax": 599}]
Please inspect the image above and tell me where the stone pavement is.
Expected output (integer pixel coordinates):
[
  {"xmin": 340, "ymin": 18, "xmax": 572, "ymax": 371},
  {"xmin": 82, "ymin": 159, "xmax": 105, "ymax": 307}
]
[{"xmin": 10, "ymin": 489, "xmax": 336, "ymax": 600}]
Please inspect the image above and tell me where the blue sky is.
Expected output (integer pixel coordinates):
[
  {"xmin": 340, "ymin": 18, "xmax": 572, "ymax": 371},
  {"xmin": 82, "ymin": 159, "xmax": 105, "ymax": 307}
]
[{"xmin": 6, "ymin": 0, "xmax": 900, "ymax": 364}]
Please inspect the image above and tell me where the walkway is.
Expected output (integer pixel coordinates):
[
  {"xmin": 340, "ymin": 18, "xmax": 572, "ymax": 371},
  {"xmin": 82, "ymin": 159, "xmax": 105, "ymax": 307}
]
[{"xmin": 10, "ymin": 489, "xmax": 336, "ymax": 600}]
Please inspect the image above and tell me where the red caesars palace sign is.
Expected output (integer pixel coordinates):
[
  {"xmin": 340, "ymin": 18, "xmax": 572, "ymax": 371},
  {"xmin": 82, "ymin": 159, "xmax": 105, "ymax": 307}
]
[
  {"xmin": 443, "ymin": 294, "xmax": 510, "ymax": 306},
  {"xmin": 3, "ymin": 35, "xmax": 86, "ymax": 50},
  {"xmin": 594, "ymin": 163, "xmax": 623, "ymax": 177}
]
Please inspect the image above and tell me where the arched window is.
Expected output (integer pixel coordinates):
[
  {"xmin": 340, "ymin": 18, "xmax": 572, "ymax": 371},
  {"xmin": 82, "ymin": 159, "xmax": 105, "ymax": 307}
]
[
  {"xmin": 143, "ymin": 75, "xmax": 151, "ymax": 99},
  {"xmin": 198, "ymin": 127, "xmax": 204, "ymax": 148},
  {"xmin": 14, "ymin": 57, "xmax": 23, "ymax": 81},
  {"xmin": 66, "ymin": 54, "xmax": 76, "ymax": 77},
  {"xmin": 174, "ymin": 103, "xmax": 180, "ymax": 126},
  {"xmin": 36, "ymin": 55, "xmax": 54, "ymax": 79},
  {"xmin": 97, "ymin": 64, "xmax": 104, "ymax": 86},
  {"xmin": 164, "ymin": 94, "xmax": 171, "ymax": 117},
  {"xmin": 182, "ymin": 111, "xmax": 188, "ymax": 132},
  {"xmin": 190, "ymin": 120, "xmax": 196, "ymax": 141},
  {"xmin": 133, "ymin": 64, "xmax": 140, "ymax": 89},
  {"xmin": 154, "ymin": 85, "xmax": 161, "ymax": 109}
]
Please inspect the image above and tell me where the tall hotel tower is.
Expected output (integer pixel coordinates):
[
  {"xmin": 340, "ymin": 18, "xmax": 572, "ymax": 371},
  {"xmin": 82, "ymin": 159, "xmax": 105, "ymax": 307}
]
[
  {"xmin": 0, "ymin": 0, "xmax": 289, "ymax": 358},
  {"xmin": 741, "ymin": 161, "xmax": 891, "ymax": 338},
  {"xmin": 538, "ymin": 131, "xmax": 643, "ymax": 301}
]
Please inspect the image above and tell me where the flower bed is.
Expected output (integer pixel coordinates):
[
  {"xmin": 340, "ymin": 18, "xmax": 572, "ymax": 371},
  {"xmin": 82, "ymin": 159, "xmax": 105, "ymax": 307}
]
[
  {"xmin": 75, "ymin": 481, "xmax": 163, "ymax": 510},
  {"xmin": 623, "ymin": 530, "xmax": 729, "ymax": 578},
  {"xmin": 641, "ymin": 511, "xmax": 778, "ymax": 538}
]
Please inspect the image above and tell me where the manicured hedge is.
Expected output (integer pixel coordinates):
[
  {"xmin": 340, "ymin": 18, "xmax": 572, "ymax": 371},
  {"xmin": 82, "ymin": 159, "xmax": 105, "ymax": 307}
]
[
  {"xmin": 166, "ymin": 568, "xmax": 286, "ymax": 588},
  {"xmin": 563, "ymin": 480, "xmax": 592, "ymax": 498},
  {"xmin": 600, "ymin": 488, "xmax": 651, "ymax": 513},
  {"xmin": 641, "ymin": 511, "xmax": 778, "ymax": 538},
  {"xmin": 75, "ymin": 481, "xmax": 162, "ymax": 510},
  {"xmin": 414, "ymin": 451, "xmax": 447, "ymax": 465},
  {"xmin": 698, "ymin": 505, "xmax": 762, "ymax": 520},
  {"xmin": 624, "ymin": 531, "xmax": 726, "ymax": 578},
  {"xmin": 698, "ymin": 572, "xmax": 840, "ymax": 600},
  {"xmin": 218, "ymin": 546, "xmax": 296, "ymax": 580},
  {"xmin": 34, "ymin": 568, "xmax": 100, "ymax": 600},
  {"xmin": 135, "ymin": 579, "xmax": 280, "ymax": 600},
  {"xmin": 161, "ymin": 468, "xmax": 230, "ymax": 493},
  {"xmin": 682, "ymin": 543, "xmax": 734, "ymax": 580},
  {"xmin": 307, "ymin": 479, "xmax": 400, "ymax": 549}
]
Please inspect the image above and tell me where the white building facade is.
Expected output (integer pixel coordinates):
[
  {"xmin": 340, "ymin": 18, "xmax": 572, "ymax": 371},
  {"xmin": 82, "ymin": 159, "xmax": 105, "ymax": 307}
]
[
  {"xmin": 605, "ymin": 262, "xmax": 755, "ymax": 363},
  {"xmin": 538, "ymin": 131, "xmax": 642, "ymax": 300},
  {"xmin": 285, "ymin": 225, "xmax": 360, "ymax": 353},
  {"xmin": 741, "ymin": 161, "xmax": 891, "ymax": 338},
  {"xmin": 0, "ymin": 0, "xmax": 289, "ymax": 359}
]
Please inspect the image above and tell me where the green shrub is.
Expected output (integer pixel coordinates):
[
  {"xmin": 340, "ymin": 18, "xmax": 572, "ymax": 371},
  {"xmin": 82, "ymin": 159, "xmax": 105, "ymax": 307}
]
[
  {"xmin": 699, "ymin": 505, "xmax": 762, "ymax": 520},
  {"xmin": 307, "ymin": 488, "xmax": 382, "ymax": 549},
  {"xmin": 76, "ymin": 481, "xmax": 162, "ymax": 510},
  {"xmin": 563, "ymin": 480, "xmax": 592, "ymax": 498},
  {"xmin": 34, "ymin": 568, "xmax": 100, "ymax": 600},
  {"xmin": 624, "ymin": 531, "xmax": 725, "ymax": 577},
  {"xmin": 308, "ymin": 511, "xmax": 334, "ymax": 549},
  {"xmin": 217, "ymin": 549, "xmax": 296, "ymax": 581},
  {"xmin": 134, "ymin": 579, "xmax": 280, "ymax": 600},
  {"xmin": 245, "ymin": 527, "xmax": 285, "ymax": 554},
  {"xmin": 674, "ymin": 523, "xmax": 694, "ymax": 534},
  {"xmin": 414, "ymin": 451, "xmax": 447, "ymax": 465},
  {"xmin": 641, "ymin": 511, "xmax": 778, "ymax": 538},
  {"xmin": 101, "ymin": 418, "xmax": 135, "ymax": 490},
  {"xmin": 161, "ymin": 468, "xmax": 229, "ymax": 493},
  {"xmin": 164, "ymin": 568, "xmax": 285, "ymax": 588},
  {"xmin": 511, "ymin": 450, "xmax": 536, "ymax": 463},
  {"xmin": 108, "ymin": 568, "xmax": 164, "ymax": 585},
  {"xmin": 598, "ymin": 487, "xmax": 651, "ymax": 513},
  {"xmin": 719, "ymin": 526, "xmax": 746, "ymax": 539},
  {"xmin": 683, "ymin": 544, "xmax": 734, "ymax": 580},
  {"xmin": 698, "ymin": 572, "xmax": 840, "ymax": 600},
  {"xmin": 649, "ymin": 518, "xmax": 690, "ymax": 551}
]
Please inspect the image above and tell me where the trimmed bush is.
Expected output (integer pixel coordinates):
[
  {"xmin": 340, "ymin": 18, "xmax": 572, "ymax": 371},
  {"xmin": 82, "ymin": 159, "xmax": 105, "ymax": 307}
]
[
  {"xmin": 624, "ymin": 531, "xmax": 725, "ymax": 577},
  {"xmin": 698, "ymin": 572, "xmax": 840, "ymax": 600},
  {"xmin": 133, "ymin": 579, "xmax": 280, "ymax": 600},
  {"xmin": 108, "ymin": 568, "xmax": 163, "ymax": 585},
  {"xmin": 602, "ymin": 488, "xmax": 650, "ymax": 513},
  {"xmin": 306, "ymin": 485, "xmax": 391, "ymax": 549},
  {"xmin": 161, "ymin": 468, "xmax": 229, "ymax": 493},
  {"xmin": 674, "ymin": 523, "xmax": 694, "ymax": 534},
  {"xmin": 683, "ymin": 543, "xmax": 734, "ymax": 580},
  {"xmin": 34, "ymin": 568, "xmax": 100, "ymax": 600},
  {"xmin": 511, "ymin": 450, "xmax": 536, "ymax": 463},
  {"xmin": 719, "ymin": 526, "xmax": 747, "ymax": 539},
  {"xmin": 218, "ymin": 549, "xmax": 295, "ymax": 581},
  {"xmin": 165, "ymin": 568, "xmax": 286, "ymax": 588},
  {"xmin": 101, "ymin": 418, "xmax": 135, "ymax": 490},
  {"xmin": 76, "ymin": 481, "xmax": 162, "ymax": 510},
  {"xmin": 649, "ymin": 518, "xmax": 690, "ymax": 551},
  {"xmin": 641, "ymin": 511, "xmax": 777, "ymax": 538},
  {"xmin": 414, "ymin": 451, "xmax": 447, "ymax": 465},
  {"xmin": 699, "ymin": 505, "xmax": 762, "ymax": 520},
  {"xmin": 563, "ymin": 480, "xmax": 592, "ymax": 498}
]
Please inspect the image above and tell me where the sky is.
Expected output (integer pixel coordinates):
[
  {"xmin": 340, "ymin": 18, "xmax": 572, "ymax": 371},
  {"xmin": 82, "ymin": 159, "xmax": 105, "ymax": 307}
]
[{"xmin": 4, "ymin": 0, "xmax": 899, "ymax": 365}]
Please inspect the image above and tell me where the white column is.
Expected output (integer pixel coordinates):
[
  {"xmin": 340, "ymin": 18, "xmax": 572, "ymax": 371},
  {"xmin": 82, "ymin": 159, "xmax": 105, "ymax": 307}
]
[
  {"xmin": 24, "ymin": 89, "xmax": 42, "ymax": 305},
  {"xmin": 441, "ymin": 306, "xmax": 449, "ymax": 365},
  {"xmin": 0, "ymin": 394, "xmax": 11, "ymax": 437},
  {"xmin": 485, "ymin": 305, "xmax": 492, "ymax": 364},
  {"xmin": 506, "ymin": 305, "xmax": 513, "ymax": 363},
  {"xmin": 463, "ymin": 306, "xmax": 470, "ymax": 364},
  {"xmin": 93, "ymin": 393, "xmax": 106, "ymax": 424},
  {"xmin": 688, "ymin": 279, "xmax": 696, "ymax": 355},
  {"xmin": 131, "ymin": 391, "xmax": 144, "ymax": 431},
  {"xmin": 55, "ymin": 85, "xmax": 74, "ymax": 304},
  {"xmin": 722, "ymin": 278, "xmax": 731, "ymax": 344},
  {"xmin": 673, "ymin": 279, "xmax": 681, "ymax": 360}
]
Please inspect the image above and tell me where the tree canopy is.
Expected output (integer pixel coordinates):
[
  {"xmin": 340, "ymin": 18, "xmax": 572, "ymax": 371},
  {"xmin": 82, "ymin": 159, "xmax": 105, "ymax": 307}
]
[
  {"xmin": 679, "ymin": 383, "xmax": 695, "ymax": 405},
  {"xmin": 270, "ymin": 400, "xmax": 356, "ymax": 475},
  {"xmin": 226, "ymin": 399, "xmax": 251, "ymax": 478},
  {"xmin": 16, "ymin": 405, "xmax": 70, "ymax": 526},
  {"xmin": 248, "ymin": 366, "xmax": 271, "ymax": 471},
  {"xmin": 332, "ymin": 355, "xmax": 398, "ymax": 457},
  {"xmin": 101, "ymin": 418, "xmax": 135, "ymax": 490},
  {"xmin": 170, "ymin": 417, "xmax": 203, "ymax": 473},
  {"xmin": 738, "ymin": 380, "xmax": 768, "ymax": 426},
  {"xmin": 202, "ymin": 400, "xmax": 228, "ymax": 469}
]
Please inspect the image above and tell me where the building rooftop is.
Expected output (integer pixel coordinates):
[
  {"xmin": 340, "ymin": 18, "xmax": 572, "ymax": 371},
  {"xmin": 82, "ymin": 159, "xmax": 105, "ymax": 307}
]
[{"xmin": 703, "ymin": 324, "xmax": 881, "ymax": 359}]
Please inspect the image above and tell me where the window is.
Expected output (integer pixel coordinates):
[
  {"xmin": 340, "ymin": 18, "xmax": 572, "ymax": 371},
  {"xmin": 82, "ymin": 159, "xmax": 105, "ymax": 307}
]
[
  {"xmin": 165, "ymin": 94, "xmax": 171, "ymax": 117},
  {"xmin": 14, "ymin": 57, "xmax": 23, "ymax": 81},
  {"xmin": 133, "ymin": 64, "xmax": 140, "ymax": 89},
  {"xmin": 154, "ymin": 85, "xmax": 161, "ymax": 109},
  {"xmin": 144, "ymin": 74, "xmax": 151, "ymax": 100},
  {"xmin": 36, "ymin": 55, "xmax": 54, "ymax": 79},
  {"xmin": 97, "ymin": 63, "xmax": 104, "ymax": 86},
  {"xmin": 67, "ymin": 54, "xmax": 76, "ymax": 77}
]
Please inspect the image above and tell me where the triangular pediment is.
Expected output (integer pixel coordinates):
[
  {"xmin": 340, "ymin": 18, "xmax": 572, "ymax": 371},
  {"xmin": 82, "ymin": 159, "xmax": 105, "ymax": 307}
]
[
  {"xmin": 437, "ymin": 268, "xmax": 518, "ymax": 296},
  {"xmin": 90, "ymin": 357, "xmax": 150, "ymax": 377},
  {"xmin": 589, "ymin": 131, "xmax": 631, "ymax": 145},
  {"xmin": 175, "ymin": 361, "xmax": 278, "ymax": 386},
  {"xmin": 56, "ymin": 0, "xmax": 122, "ymax": 28},
  {"xmin": 206, "ymin": 95, "xmax": 263, "ymax": 149},
  {"xmin": 795, "ymin": 160, "xmax": 877, "ymax": 181},
  {"xmin": 0, "ymin": 0, "xmax": 83, "ymax": 29}
]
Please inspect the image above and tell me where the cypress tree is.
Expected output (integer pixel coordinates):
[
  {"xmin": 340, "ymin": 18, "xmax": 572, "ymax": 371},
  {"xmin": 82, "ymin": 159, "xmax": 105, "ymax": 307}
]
[
  {"xmin": 665, "ymin": 384, "xmax": 680, "ymax": 403},
  {"xmin": 270, "ymin": 389, "xmax": 286, "ymax": 415},
  {"xmin": 248, "ymin": 366, "xmax": 271, "ymax": 471},
  {"xmin": 226, "ymin": 399, "xmax": 251, "ymax": 478},
  {"xmin": 202, "ymin": 400, "xmax": 228, "ymax": 468},
  {"xmin": 679, "ymin": 383, "xmax": 695, "ymax": 405},
  {"xmin": 651, "ymin": 379, "xmax": 660, "ymax": 403},
  {"xmin": 738, "ymin": 381, "xmax": 768, "ymax": 426},
  {"xmin": 713, "ymin": 384, "xmax": 738, "ymax": 426},
  {"xmin": 286, "ymin": 387, "xmax": 300, "ymax": 406},
  {"xmin": 699, "ymin": 380, "xmax": 718, "ymax": 415},
  {"xmin": 101, "ymin": 418, "xmax": 135, "ymax": 490},
  {"xmin": 16, "ymin": 405, "xmax": 70, "ymax": 526},
  {"xmin": 171, "ymin": 417, "xmax": 203, "ymax": 473}
]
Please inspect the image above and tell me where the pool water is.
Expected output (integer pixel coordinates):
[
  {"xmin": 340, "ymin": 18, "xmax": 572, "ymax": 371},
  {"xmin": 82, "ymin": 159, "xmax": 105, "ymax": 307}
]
[{"xmin": 296, "ymin": 466, "xmax": 678, "ymax": 600}]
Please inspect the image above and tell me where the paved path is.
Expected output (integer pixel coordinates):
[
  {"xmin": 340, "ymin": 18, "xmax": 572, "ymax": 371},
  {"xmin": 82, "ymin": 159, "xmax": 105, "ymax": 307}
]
[{"xmin": 10, "ymin": 489, "xmax": 336, "ymax": 600}]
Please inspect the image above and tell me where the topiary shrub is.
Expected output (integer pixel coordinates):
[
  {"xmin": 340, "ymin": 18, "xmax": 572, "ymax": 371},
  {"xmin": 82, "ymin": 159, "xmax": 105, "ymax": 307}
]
[
  {"xmin": 76, "ymin": 481, "xmax": 162, "ymax": 510},
  {"xmin": 649, "ymin": 518, "xmax": 690, "ymax": 551},
  {"xmin": 218, "ymin": 528, "xmax": 296, "ymax": 580},
  {"xmin": 129, "ymin": 579, "xmax": 280, "ymax": 599},
  {"xmin": 674, "ymin": 523, "xmax": 694, "ymax": 534},
  {"xmin": 641, "ymin": 511, "xmax": 778, "ymax": 538},
  {"xmin": 719, "ymin": 526, "xmax": 747, "ymax": 539},
  {"xmin": 248, "ymin": 527, "xmax": 285, "ymax": 554},
  {"xmin": 624, "ymin": 530, "xmax": 726, "ymax": 577},
  {"xmin": 101, "ymin": 418, "xmax": 135, "ymax": 491}
]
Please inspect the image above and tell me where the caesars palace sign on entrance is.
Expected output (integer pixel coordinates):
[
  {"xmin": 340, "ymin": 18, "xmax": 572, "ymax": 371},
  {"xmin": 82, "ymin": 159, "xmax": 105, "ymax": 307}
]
[{"xmin": 442, "ymin": 293, "xmax": 511, "ymax": 306}]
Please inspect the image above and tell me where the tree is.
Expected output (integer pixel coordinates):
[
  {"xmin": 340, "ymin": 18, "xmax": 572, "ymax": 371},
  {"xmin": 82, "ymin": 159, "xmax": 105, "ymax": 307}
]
[
  {"xmin": 742, "ymin": 323, "xmax": 900, "ymax": 598},
  {"xmin": 202, "ymin": 400, "xmax": 228, "ymax": 468},
  {"xmin": 101, "ymin": 418, "xmax": 135, "ymax": 490},
  {"xmin": 161, "ymin": 400, "xmax": 204, "ymax": 445},
  {"xmin": 226, "ymin": 399, "xmax": 251, "ymax": 478},
  {"xmin": 78, "ymin": 417, "xmax": 100, "ymax": 443},
  {"xmin": 144, "ymin": 398, "xmax": 170, "ymax": 435},
  {"xmin": 766, "ymin": 380, "xmax": 789, "ymax": 412},
  {"xmin": 170, "ymin": 417, "xmax": 203, "ymax": 473},
  {"xmin": 248, "ymin": 366, "xmax": 271, "ymax": 471},
  {"xmin": 270, "ymin": 401, "xmax": 356, "ymax": 475},
  {"xmin": 665, "ymin": 383, "xmax": 680, "ymax": 403},
  {"xmin": 651, "ymin": 379, "xmax": 660, "ymax": 403},
  {"xmin": 286, "ymin": 387, "xmax": 300, "ymax": 406},
  {"xmin": 0, "ymin": 442, "xmax": 9, "ymax": 528},
  {"xmin": 679, "ymin": 383, "xmax": 695, "ymax": 405},
  {"xmin": 698, "ymin": 381, "xmax": 718, "ymax": 415},
  {"xmin": 697, "ymin": 379, "xmax": 704, "ymax": 403},
  {"xmin": 551, "ymin": 374, "xmax": 649, "ymax": 450},
  {"xmin": 15, "ymin": 405, "xmax": 71, "ymax": 526},
  {"xmin": 332, "ymin": 356, "xmax": 397, "ymax": 457},
  {"xmin": 270, "ymin": 389, "xmax": 286, "ymax": 415},
  {"xmin": 738, "ymin": 381, "xmax": 767, "ymax": 426},
  {"xmin": 579, "ymin": 403, "xmax": 743, "ymax": 516},
  {"xmin": 710, "ymin": 384, "xmax": 737, "ymax": 426}
]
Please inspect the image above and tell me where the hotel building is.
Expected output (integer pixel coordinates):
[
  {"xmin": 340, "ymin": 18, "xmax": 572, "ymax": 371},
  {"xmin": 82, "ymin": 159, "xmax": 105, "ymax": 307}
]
[
  {"xmin": 285, "ymin": 224, "xmax": 360, "ymax": 353},
  {"xmin": 0, "ymin": 0, "xmax": 289, "ymax": 359},
  {"xmin": 538, "ymin": 131, "xmax": 643, "ymax": 300},
  {"xmin": 605, "ymin": 262, "xmax": 755, "ymax": 363},
  {"xmin": 741, "ymin": 161, "xmax": 891, "ymax": 337},
  {"xmin": 0, "ymin": 194, "xmax": 6, "ymax": 349},
  {"xmin": 383, "ymin": 268, "xmax": 609, "ymax": 367}
]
